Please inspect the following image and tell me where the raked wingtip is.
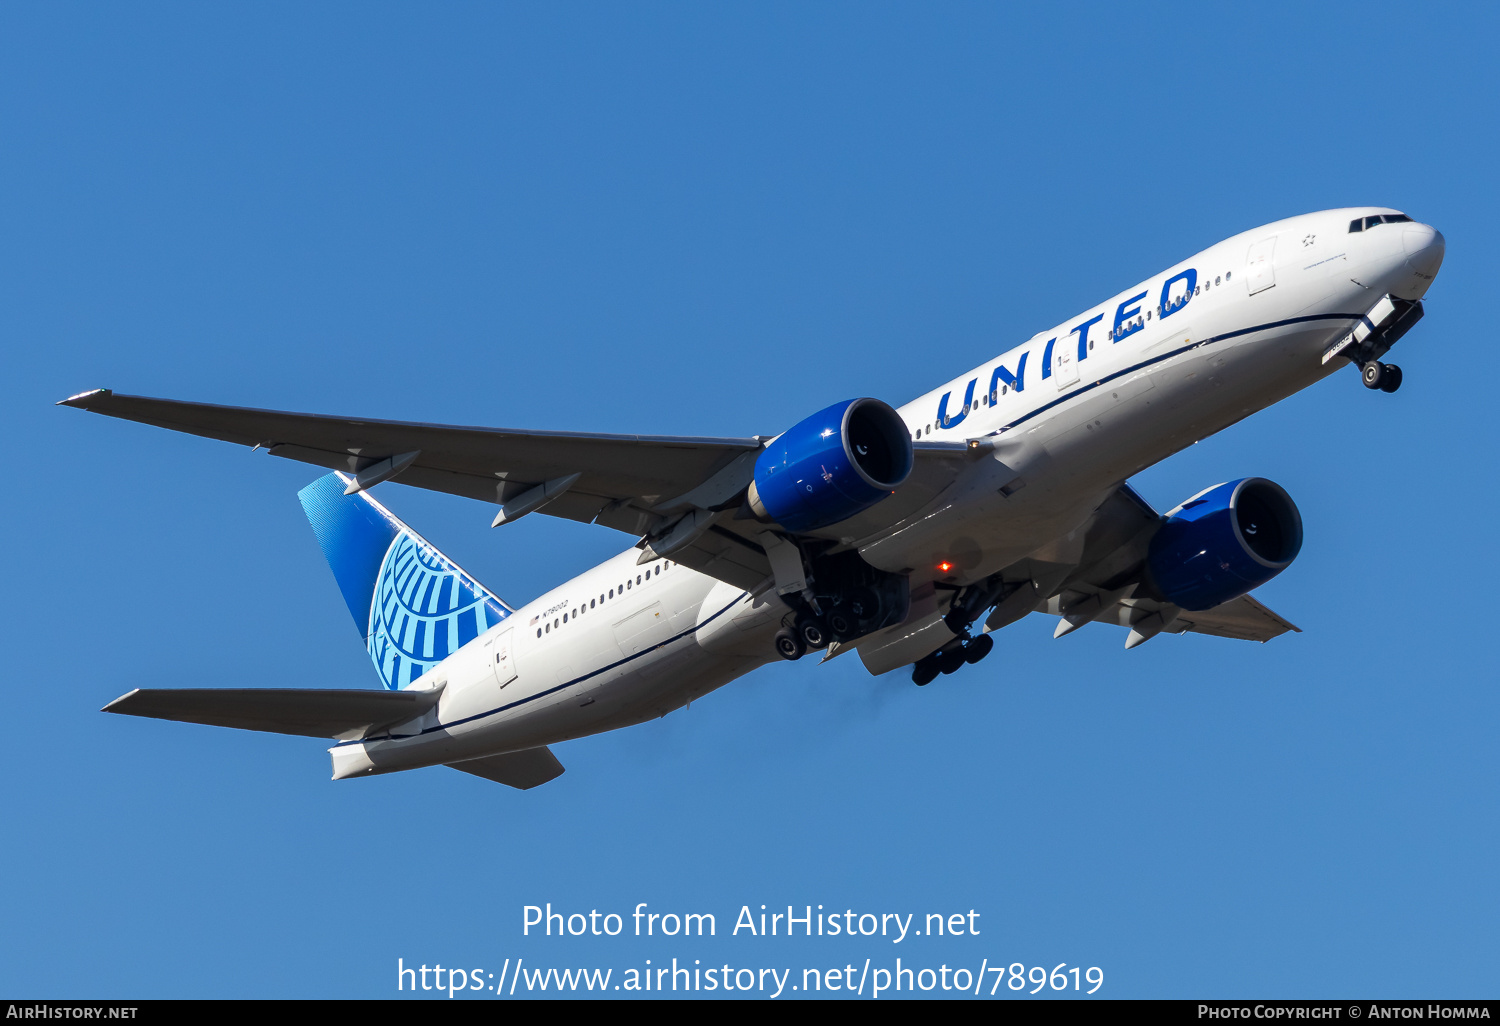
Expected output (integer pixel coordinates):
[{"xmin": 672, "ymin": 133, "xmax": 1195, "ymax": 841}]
[{"xmin": 57, "ymin": 387, "xmax": 112, "ymax": 407}]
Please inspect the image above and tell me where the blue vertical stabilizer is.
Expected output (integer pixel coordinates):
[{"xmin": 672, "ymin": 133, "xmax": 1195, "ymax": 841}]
[{"xmin": 298, "ymin": 474, "xmax": 512, "ymax": 690}]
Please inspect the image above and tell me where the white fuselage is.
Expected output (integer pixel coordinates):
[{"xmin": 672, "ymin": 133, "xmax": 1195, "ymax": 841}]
[{"xmin": 331, "ymin": 207, "xmax": 1443, "ymax": 779}]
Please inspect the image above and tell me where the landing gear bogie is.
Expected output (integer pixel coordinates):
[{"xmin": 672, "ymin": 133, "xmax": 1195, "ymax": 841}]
[
  {"xmin": 779, "ymin": 549, "xmax": 910, "ymax": 652},
  {"xmin": 911, "ymin": 633, "xmax": 995, "ymax": 685}
]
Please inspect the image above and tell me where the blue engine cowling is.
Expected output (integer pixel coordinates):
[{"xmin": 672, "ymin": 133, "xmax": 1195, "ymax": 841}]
[
  {"xmin": 748, "ymin": 398, "xmax": 913, "ymax": 533},
  {"xmin": 1145, "ymin": 477, "xmax": 1303, "ymax": 611}
]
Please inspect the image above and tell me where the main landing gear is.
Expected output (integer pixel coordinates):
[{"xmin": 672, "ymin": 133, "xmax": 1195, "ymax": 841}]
[
  {"xmin": 1362, "ymin": 360, "xmax": 1403, "ymax": 393},
  {"xmin": 911, "ymin": 633, "xmax": 993, "ymax": 686},
  {"xmin": 773, "ymin": 614, "xmax": 834, "ymax": 661},
  {"xmin": 909, "ymin": 573, "xmax": 1017, "ymax": 685},
  {"xmin": 771, "ymin": 548, "xmax": 911, "ymax": 662}
]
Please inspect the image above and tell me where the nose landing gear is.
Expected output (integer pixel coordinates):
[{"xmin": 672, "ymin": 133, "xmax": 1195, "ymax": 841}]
[
  {"xmin": 1332, "ymin": 295, "xmax": 1420, "ymax": 395},
  {"xmin": 1362, "ymin": 360, "xmax": 1403, "ymax": 393}
]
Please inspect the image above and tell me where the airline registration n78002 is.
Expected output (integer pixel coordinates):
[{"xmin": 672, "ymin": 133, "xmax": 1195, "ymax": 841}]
[{"xmin": 62, "ymin": 207, "xmax": 1445, "ymax": 789}]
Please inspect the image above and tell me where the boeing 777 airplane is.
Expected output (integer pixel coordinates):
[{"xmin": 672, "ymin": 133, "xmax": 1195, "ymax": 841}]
[{"xmin": 62, "ymin": 207, "xmax": 1445, "ymax": 789}]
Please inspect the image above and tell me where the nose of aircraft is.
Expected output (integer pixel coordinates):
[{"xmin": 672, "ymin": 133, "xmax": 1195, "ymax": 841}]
[{"xmin": 1398, "ymin": 223, "xmax": 1445, "ymax": 298}]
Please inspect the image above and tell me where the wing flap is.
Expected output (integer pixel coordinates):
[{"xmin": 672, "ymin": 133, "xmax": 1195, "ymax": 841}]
[
  {"xmin": 103, "ymin": 687, "xmax": 441, "ymax": 739},
  {"xmin": 447, "ymin": 747, "xmax": 565, "ymax": 789},
  {"xmin": 650, "ymin": 512, "xmax": 772, "ymax": 592}
]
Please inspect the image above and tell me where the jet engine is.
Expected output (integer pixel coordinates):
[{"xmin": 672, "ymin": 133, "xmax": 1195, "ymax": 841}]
[
  {"xmin": 1145, "ymin": 478, "xmax": 1303, "ymax": 611},
  {"xmin": 747, "ymin": 398, "xmax": 912, "ymax": 533}
]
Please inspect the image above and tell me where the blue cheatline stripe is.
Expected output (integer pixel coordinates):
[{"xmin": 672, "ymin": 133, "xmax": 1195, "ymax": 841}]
[
  {"xmin": 337, "ymin": 591, "xmax": 751, "ymax": 746},
  {"xmin": 986, "ymin": 312, "xmax": 1365, "ymax": 438}
]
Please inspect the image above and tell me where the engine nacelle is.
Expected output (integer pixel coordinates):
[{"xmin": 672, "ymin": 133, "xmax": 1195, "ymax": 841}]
[
  {"xmin": 748, "ymin": 398, "xmax": 913, "ymax": 533},
  {"xmin": 1145, "ymin": 477, "xmax": 1303, "ymax": 611}
]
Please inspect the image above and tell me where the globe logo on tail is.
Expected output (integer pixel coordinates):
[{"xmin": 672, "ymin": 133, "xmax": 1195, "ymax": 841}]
[{"xmin": 368, "ymin": 532, "xmax": 509, "ymax": 690}]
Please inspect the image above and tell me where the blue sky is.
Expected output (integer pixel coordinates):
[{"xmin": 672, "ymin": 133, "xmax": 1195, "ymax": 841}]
[{"xmin": 2, "ymin": 2, "xmax": 1496, "ymax": 999}]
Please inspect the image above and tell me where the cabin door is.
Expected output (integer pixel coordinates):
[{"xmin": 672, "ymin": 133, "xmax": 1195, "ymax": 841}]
[
  {"xmin": 1246, "ymin": 237, "xmax": 1277, "ymax": 295},
  {"xmin": 485, "ymin": 628, "xmax": 518, "ymax": 688}
]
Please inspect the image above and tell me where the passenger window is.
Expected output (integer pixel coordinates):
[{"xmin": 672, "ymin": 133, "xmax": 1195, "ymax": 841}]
[
  {"xmin": 626, "ymin": 581, "xmax": 631, "ymax": 589},
  {"xmin": 563, "ymin": 613, "xmax": 568, "ymax": 622},
  {"xmin": 636, "ymin": 575, "xmax": 642, "ymax": 585},
  {"xmin": 545, "ymin": 623, "xmax": 550, "ymax": 633},
  {"xmin": 1225, "ymin": 271, "xmax": 1231, "ymax": 280},
  {"xmin": 608, "ymin": 588, "xmax": 613, "ymax": 598},
  {"xmin": 537, "ymin": 628, "xmax": 542, "ymax": 637},
  {"xmin": 591, "ymin": 598, "xmax": 596, "ymax": 608}
]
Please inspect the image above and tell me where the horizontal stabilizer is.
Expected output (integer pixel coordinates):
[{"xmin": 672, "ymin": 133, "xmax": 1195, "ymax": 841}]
[
  {"xmin": 103, "ymin": 687, "xmax": 442, "ymax": 740},
  {"xmin": 447, "ymin": 747, "xmax": 565, "ymax": 789}
]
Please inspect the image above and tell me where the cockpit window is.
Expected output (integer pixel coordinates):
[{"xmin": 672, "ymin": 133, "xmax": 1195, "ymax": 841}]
[{"xmin": 1350, "ymin": 213, "xmax": 1413, "ymax": 232}]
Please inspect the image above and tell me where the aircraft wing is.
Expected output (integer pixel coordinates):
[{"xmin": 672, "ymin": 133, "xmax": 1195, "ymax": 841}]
[
  {"xmin": 60, "ymin": 388, "xmax": 760, "ymax": 522},
  {"xmin": 1068, "ymin": 590, "xmax": 1301, "ymax": 643},
  {"xmin": 1035, "ymin": 483, "xmax": 1301, "ymax": 646},
  {"xmin": 60, "ymin": 389, "xmax": 971, "ymax": 593}
]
